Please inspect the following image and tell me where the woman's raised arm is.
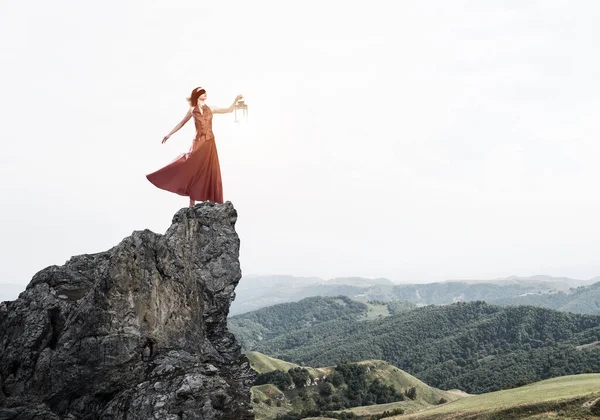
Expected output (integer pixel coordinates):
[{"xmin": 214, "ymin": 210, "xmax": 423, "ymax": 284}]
[{"xmin": 211, "ymin": 94, "xmax": 243, "ymax": 114}]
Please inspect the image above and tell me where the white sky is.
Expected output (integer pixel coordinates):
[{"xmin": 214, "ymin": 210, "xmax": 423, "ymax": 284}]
[{"xmin": 1, "ymin": 0, "xmax": 600, "ymax": 290}]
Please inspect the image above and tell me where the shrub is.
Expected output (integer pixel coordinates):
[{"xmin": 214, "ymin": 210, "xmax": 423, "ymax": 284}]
[
  {"xmin": 330, "ymin": 370, "xmax": 345, "ymax": 387},
  {"xmin": 405, "ymin": 386, "xmax": 417, "ymax": 400},
  {"xmin": 255, "ymin": 370, "xmax": 292, "ymax": 391},
  {"xmin": 288, "ymin": 367, "xmax": 312, "ymax": 388},
  {"xmin": 368, "ymin": 408, "xmax": 405, "ymax": 419},
  {"xmin": 320, "ymin": 382, "xmax": 335, "ymax": 396}
]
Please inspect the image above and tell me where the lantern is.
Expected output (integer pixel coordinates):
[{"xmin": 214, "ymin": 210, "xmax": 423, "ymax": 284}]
[{"xmin": 234, "ymin": 97, "xmax": 248, "ymax": 123}]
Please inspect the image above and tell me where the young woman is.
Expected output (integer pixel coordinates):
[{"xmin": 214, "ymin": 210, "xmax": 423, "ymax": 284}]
[{"xmin": 147, "ymin": 87, "xmax": 243, "ymax": 207}]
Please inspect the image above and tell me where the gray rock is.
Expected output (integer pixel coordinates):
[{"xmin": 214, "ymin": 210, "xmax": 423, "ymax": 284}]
[{"xmin": 0, "ymin": 202, "xmax": 255, "ymax": 419}]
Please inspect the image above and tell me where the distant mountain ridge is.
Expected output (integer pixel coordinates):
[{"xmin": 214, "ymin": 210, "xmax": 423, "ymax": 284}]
[
  {"xmin": 230, "ymin": 274, "xmax": 600, "ymax": 315},
  {"xmin": 494, "ymin": 280, "xmax": 600, "ymax": 314},
  {"xmin": 326, "ymin": 277, "xmax": 395, "ymax": 286},
  {"xmin": 231, "ymin": 275, "xmax": 380, "ymax": 315},
  {"xmin": 443, "ymin": 274, "xmax": 597, "ymax": 287}
]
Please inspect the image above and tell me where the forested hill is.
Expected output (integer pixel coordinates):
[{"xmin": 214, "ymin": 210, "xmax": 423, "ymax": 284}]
[
  {"xmin": 229, "ymin": 300, "xmax": 600, "ymax": 394},
  {"xmin": 228, "ymin": 296, "xmax": 414, "ymax": 350}
]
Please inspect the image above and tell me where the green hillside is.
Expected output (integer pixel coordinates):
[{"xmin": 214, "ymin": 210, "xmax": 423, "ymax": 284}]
[
  {"xmin": 229, "ymin": 296, "xmax": 371, "ymax": 350},
  {"xmin": 247, "ymin": 351, "xmax": 301, "ymax": 374},
  {"xmin": 251, "ymin": 384, "xmax": 291, "ymax": 420},
  {"xmin": 247, "ymin": 351, "xmax": 330, "ymax": 378},
  {"xmin": 392, "ymin": 374, "xmax": 600, "ymax": 419},
  {"xmin": 233, "ymin": 301, "xmax": 600, "ymax": 393},
  {"xmin": 249, "ymin": 355, "xmax": 600, "ymax": 419},
  {"xmin": 230, "ymin": 296, "xmax": 405, "ymax": 351},
  {"xmin": 247, "ymin": 353, "xmax": 466, "ymax": 420},
  {"xmin": 361, "ymin": 360, "xmax": 460, "ymax": 406},
  {"xmin": 329, "ymin": 374, "xmax": 600, "ymax": 419}
]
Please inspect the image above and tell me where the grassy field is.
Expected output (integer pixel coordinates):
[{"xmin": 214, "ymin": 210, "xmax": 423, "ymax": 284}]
[
  {"xmin": 251, "ymin": 384, "xmax": 293, "ymax": 420},
  {"xmin": 246, "ymin": 351, "xmax": 331, "ymax": 378},
  {"xmin": 342, "ymin": 400, "xmax": 431, "ymax": 417},
  {"xmin": 390, "ymin": 374, "xmax": 600, "ymax": 419},
  {"xmin": 246, "ymin": 351, "xmax": 300, "ymax": 374},
  {"xmin": 360, "ymin": 302, "xmax": 391, "ymax": 320}
]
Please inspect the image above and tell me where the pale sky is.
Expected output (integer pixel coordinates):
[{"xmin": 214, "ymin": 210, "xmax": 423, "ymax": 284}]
[{"xmin": 2, "ymin": 0, "xmax": 600, "ymax": 294}]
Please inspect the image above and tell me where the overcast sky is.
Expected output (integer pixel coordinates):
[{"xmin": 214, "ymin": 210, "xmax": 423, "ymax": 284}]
[{"xmin": 1, "ymin": 0, "xmax": 600, "ymax": 296}]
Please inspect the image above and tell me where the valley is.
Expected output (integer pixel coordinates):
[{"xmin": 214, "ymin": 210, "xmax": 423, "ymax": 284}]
[{"xmin": 229, "ymin": 298, "xmax": 600, "ymax": 393}]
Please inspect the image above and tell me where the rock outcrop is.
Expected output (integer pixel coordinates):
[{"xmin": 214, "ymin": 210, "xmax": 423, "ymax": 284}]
[{"xmin": 0, "ymin": 202, "xmax": 255, "ymax": 419}]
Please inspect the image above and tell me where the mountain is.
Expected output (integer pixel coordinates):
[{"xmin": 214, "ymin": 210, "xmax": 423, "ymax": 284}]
[
  {"xmin": 446, "ymin": 274, "xmax": 595, "ymax": 288},
  {"xmin": 229, "ymin": 296, "xmax": 415, "ymax": 351},
  {"xmin": 230, "ymin": 298, "xmax": 600, "ymax": 394},
  {"xmin": 0, "ymin": 202, "xmax": 254, "ymax": 419},
  {"xmin": 230, "ymin": 274, "xmax": 600, "ymax": 315},
  {"xmin": 230, "ymin": 296, "xmax": 370, "ymax": 350},
  {"xmin": 493, "ymin": 280, "xmax": 600, "ymax": 315},
  {"xmin": 231, "ymin": 275, "xmax": 391, "ymax": 315},
  {"xmin": 326, "ymin": 277, "xmax": 395, "ymax": 286}
]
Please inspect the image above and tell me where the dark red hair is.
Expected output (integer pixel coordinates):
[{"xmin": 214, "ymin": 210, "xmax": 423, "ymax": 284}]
[{"xmin": 187, "ymin": 87, "xmax": 206, "ymax": 107}]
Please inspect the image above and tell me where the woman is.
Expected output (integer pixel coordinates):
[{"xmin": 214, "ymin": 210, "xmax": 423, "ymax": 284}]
[{"xmin": 146, "ymin": 87, "xmax": 243, "ymax": 207}]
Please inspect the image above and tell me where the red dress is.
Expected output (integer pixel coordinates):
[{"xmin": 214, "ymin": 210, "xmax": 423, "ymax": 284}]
[{"xmin": 147, "ymin": 104, "xmax": 224, "ymax": 203}]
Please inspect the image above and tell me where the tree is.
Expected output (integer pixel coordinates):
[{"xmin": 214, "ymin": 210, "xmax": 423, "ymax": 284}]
[
  {"xmin": 288, "ymin": 367, "xmax": 312, "ymax": 388},
  {"xmin": 320, "ymin": 382, "xmax": 335, "ymax": 396},
  {"xmin": 255, "ymin": 370, "xmax": 292, "ymax": 391},
  {"xmin": 330, "ymin": 370, "xmax": 345, "ymax": 387}
]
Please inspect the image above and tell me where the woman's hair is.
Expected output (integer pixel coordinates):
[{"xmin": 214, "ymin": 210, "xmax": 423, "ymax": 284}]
[{"xmin": 187, "ymin": 87, "xmax": 206, "ymax": 107}]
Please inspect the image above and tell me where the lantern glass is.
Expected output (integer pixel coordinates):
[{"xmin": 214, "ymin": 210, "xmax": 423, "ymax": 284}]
[{"xmin": 234, "ymin": 99, "xmax": 248, "ymax": 123}]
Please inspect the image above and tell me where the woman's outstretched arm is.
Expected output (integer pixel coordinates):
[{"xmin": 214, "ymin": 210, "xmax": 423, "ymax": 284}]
[
  {"xmin": 211, "ymin": 94, "xmax": 243, "ymax": 114},
  {"xmin": 162, "ymin": 109, "xmax": 193, "ymax": 143}
]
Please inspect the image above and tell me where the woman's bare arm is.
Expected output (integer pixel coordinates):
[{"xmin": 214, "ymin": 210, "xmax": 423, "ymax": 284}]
[
  {"xmin": 211, "ymin": 94, "xmax": 243, "ymax": 114},
  {"xmin": 162, "ymin": 109, "xmax": 193, "ymax": 143}
]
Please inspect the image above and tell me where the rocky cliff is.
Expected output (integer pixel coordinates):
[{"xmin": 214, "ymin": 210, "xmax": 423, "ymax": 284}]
[{"xmin": 0, "ymin": 202, "xmax": 255, "ymax": 419}]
